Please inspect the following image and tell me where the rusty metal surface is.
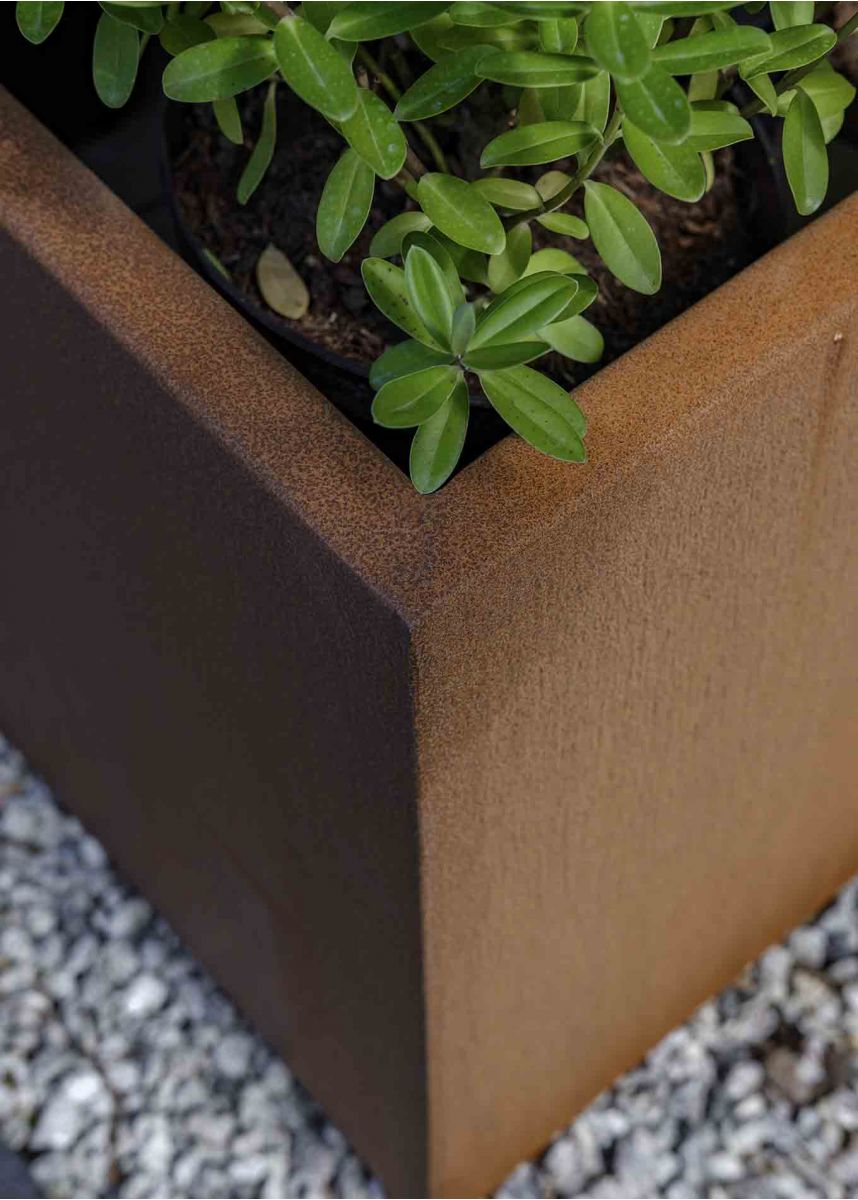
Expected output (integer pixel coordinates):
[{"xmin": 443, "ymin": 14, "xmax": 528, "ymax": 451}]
[{"xmin": 1, "ymin": 87, "xmax": 857, "ymax": 1197}]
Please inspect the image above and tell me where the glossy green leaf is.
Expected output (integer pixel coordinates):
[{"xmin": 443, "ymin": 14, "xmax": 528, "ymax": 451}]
[
  {"xmin": 163, "ymin": 34, "xmax": 275, "ymax": 101},
  {"xmin": 745, "ymin": 71, "xmax": 777, "ymax": 115},
  {"xmin": 622, "ymin": 117, "xmax": 705, "ymax": 201},
  {"xmin": 315, "ymin": 148, "xmax": 374, "ymax": 262},
  {"xmin": 479, "ymin": 365, "xmax": 586, "ymax": 462},
  {"xmin": 615, "ymin": 62, "xmax": 690, "ymax": 144},
  {"xmin": 629, "ymin": 1, "xmax": 742, "ymax": 12},
  {"xmin": 395, "ymin": 46, "xmax": 493, "ymax": 121},
  {"xmin": 416, "ymin": 174, "xmax": 505, "ymax": 255},
  {"xmin": 206, "ymin": 12, "xmax": 270, "ymax": 36},
  {"xmin": 471, "ymin": 273, "xmax": 578, "ymax": 349},
  {"xmin": 16, "ymin": 1, "xmax": 64, "ymax": 43},
  {"xmin": 476, "ymin": 50, "xmax": 599, "ymax": 88},
  {"xmin": 438, "ymin": 21, "xmax": 535, "ymax": 53},
  {"xmin": 362, "ymin": 258, "xmax": 441, "ymax": 346},
  {"xmin": 481, "ymin": 120, "xmax": 597, "ymax": 167},
  {"xmin": 369, "ymin": 212, "xmax": 433, "ymax": 258},
  {"xmin": 160, "ymin": 14, "xmax": 214, "ymax": 55},
  {"xmin": 502, "ymin": 1, "xmax": 587, "ymax": 16},
  {"xmin": 685, "ymin": 102, "xmax": 753, "ymax": 149},
  {"xmin": 369, "ymin": 339, "xmax": 453, "ymax": 390},
  {"xmin": 329, "ymin": 1, "xmax": 450, "ymax": 40},
  {"xmin": 402, "ymin": 232, "xmax": 464, "ymax": 305},
  {"xmin": 653, "ymin": 24, "xmax": 769, "ymax": 72},
  {"xmin": 783, "ymin": 88, "xmax": 828, "ymax": 216},
  {"xmin": 372, "ymin": 365, "xmax": 461, "ymax": 428},
  {"xmin": 273, "ymin": 15, "xmax": 357, "ymax": 120},
  {"xmin": 340, "ymin": 89, "xmax": 406, "ymax": 179},
  {"xmin": 300, "ymin": 1, "xmax": 350, "ymax": 34},
  {"xmin": 536, "ymin": 212, "xmax": 589, "ymax": 237},
  {"xmin": 471, "ymin": 177, "xmax": 543, "ymax": 211},
  {"xmin": 101, "ymin": 2, "xmax": 163, "ymax": 32},
  {"xmin": 451, "ymin": 303, "xmax": 476, "ymax": 355},
  {"xmin": 237, "ymin": 81, "xmax": 276, "ymax": 203},
  {"xmin": 435, "ymin": 236, "xmax": 489, "ymax": 285},
  {"xmin": 584, "ymin": 180, "xmax": 661, "ymax": 294},
  {"xmin": 536, "ymin": 170, "xmax": 572, "ymax": 201},
  {"xmin": 523, "ymin": 247, "xmax": 586, "ymax": 275},
  {"xmin": 213, "ymin": 96, "xmax": 243, "ymax": 145},
  {"xmin": 539, "ymin": 16, "xmax": 578, "ymax": 53},
  {"xmin": 777, "ymin": 63, "xmax": 856, "ymax": 129},
  {"xmin": 409, "ymin": 379, "xmax": 469, "ymax": 494},
  {"xmin": 543, "ymin": 314, "xmax": 604, "ymax": 362},
  {"xmin": 742, "ymin": 24, "xmax": 837, "ymax": 78},
  {"xmin": 551, "ymin": 272, "xmax": 598, "ymax": 318},
  {"xmin": 404, "ymin": 246, "xmax": 456, "ymax": 348},
  {"xmin": 488, "ymin": 224, "xmax": 533, "ymax": 293},
  {"xmin": 770, "ymin": 1, "xmax": 813, "ymax": 29},
  {"xmin": 567, "ymin": 70, "xmax": 612, "ymax": 131},
  {"xmin": 464, "ymin": 341, "xmax": 549, "ymax": 368},
  {"xmin": 93, "ymin": 13, "xmax": 139, "ymax": 109},
  {"xmin": 586, "ymin": 2, "xmax": 650, "ymax": 82},
  {"xmin": 451, "ymin": 1, "xmax": 523, "ymax": 26}
]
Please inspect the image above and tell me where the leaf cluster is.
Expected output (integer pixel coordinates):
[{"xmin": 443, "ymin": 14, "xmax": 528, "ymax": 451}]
[{"xmin": 17, "ymin": 0, "xmax": 857, "ymax": 491}]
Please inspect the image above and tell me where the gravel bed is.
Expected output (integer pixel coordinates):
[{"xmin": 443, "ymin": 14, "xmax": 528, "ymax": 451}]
[{"xmin": 1, "ymin": 731, "xmax": 857, "ymax": 1199}]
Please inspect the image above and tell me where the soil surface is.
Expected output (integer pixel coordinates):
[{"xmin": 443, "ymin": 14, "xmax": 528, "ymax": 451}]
[{"xmin": 171, "ymin": 84, "xmax": 764, "ymax": 392}]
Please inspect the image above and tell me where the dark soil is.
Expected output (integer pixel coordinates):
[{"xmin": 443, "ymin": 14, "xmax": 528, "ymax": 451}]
[{"xmin": 171, "ymin": 85, "xmax": 765, "ymax": 392}]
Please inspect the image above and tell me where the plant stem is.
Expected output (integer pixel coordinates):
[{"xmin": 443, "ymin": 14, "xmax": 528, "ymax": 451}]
[
  {"xmin": 740, "ymin": 12, "xmax": 858, "ymax": 116},
  {"xmin": 505, "ymin": 103, "xmax": 624, "ymax": 231},
  {"xmin": 356, "ymin": 46, "xmax": 450, "ymax": 173}
]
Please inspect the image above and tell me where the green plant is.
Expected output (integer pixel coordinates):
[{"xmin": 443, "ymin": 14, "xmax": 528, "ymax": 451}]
[{"xmin": 17, "ymin": 1, "xmax": 857, "ymax": 491}]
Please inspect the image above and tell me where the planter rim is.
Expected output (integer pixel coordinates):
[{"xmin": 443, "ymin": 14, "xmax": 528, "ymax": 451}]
[{"xmin": 2, "ymin": 85, "xmax": 856, "ymax": 628}]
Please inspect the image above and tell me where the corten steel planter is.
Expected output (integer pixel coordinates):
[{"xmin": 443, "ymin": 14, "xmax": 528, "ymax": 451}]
[{"xmin": 1, "ymin": 87, "xmax": 858, "ymax": 1197}]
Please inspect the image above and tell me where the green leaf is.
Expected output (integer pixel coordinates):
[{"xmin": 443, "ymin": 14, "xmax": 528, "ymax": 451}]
[
  {"xmin": 372, "ymin": 365, "xmax": 461, "ymax": 428},
  {"xmin": 362, "ymin": 258, "xmax": 442, "ymax": 347},
  {"xmin": 163, "ymin": 35, "xmax": 275, "ymax": 101},
  {"xmin": 93, "ymin": 13, "xmax": 139, "ymax": 109},
  {"xmin": 586, "ymin": 2, "xmax": 650, "ymax": 82},
  {"xmin": 567, "ymin": 70, "xmax": 611, "ymax": 131},
  {"xmin": 16, "ymin": 1, "xmax": 64, "ymax": 43},
  {"xmin": 369, "ymin": 212, "xmax": 433, "ymax": 258},
  {"xmin": 160, "ymin": 14, "xmax": 214, "ymax": 55},
  {"xmin": 770, "ymin": 1, "xmax": 813, "ymax": 29},
  {"xmin": 402, "ymin": 232, "xmax": 464, "ymax": 302},
  {"xmin": 479, "ymin": 365, "xmax": 586, "ymax": 462},
  {"xmin": 329, "ymin": 1, "xmax": 451, "ymax": 40},
  {"xmin": 629, "ymin": 1, "xmax": 742, "ymax": 12},
  {"xmin": 416, "ymin": 174, "xmax": 505, "ymax": 255},
  {"xmin": 451, "ymin": 1, "xmax": 523, "ymax": 26},
  {"xmin": 536, "ymin": 212, "xmax": 589, "ymax": 237},
  {"xmin": 742, "ymin": 24, "xmax": 837, "ymax": 78},
  {"xmin": 745, "ymin": 71, "xmax": 777, "ymax": 115},
  {"xmin": 476, "ymin": 51, "xmax": 599, "ymax": 88},
  {"xmin": 551, "ymin": 273, "xmax": 598, "ymax": 319},
  {"xmin": 653, "ymin": 24, "xmax": 769, "ymax": 72},
  {"xmin": 206, "ymin": 12, "xmax": 270, "ymax": 36},
  {"xmin": 438, "ymin": 21, "xmax": 534, "ymax": 53},
  {"xmin": 686, "ymin": 102, "xmax": 753, "ymax": 150},
  {"xmin": 316, "ymin": 148, "xmax": 374, "ymax": 262},
  {"xmin": 615, "ymin": 62, "xmax": 690, "ymax": 144},
  {"xmin": 622, "ymin": 117, "xmax": 705, "ymax": 201},
  {"xmin": 238, "ymin": 81, "xmax": 276, "ymax": 203},
  {"xmin": 300, "ymin": 1, "xmax": 350, "ymax": 34},
  {"xmin": 502, "ymin": 1, "xmax": 588, "ymax": 16},
  {"xmin": 435, "ymin": 236, "xmax": 489, "ymax": 286},
  {"xmin": 341, "ymin": 89, "xmax": 406, "ymax": 179},
  {"xmin": 409, "ymin": 379, "xmax": 470, "ymax": 494},
  {"xmin": 524, "ymin": 248, "xmax": 586, "ymax": 275},
  {"xmin": 404, "ymin": 246, "xmax": 456, "ymax": 348},
  {"xmin": 464, "ymin": 342, "xmax": 549, "ymax": 368},
  {"xmin": 487, "ymin": 223, "xmax": 533, "ymax": 292},
  {"xmin": 536, "ymin": 169, "xmax": 572, "ymax": 200},
  {"xmin": 471, "ymin": 273, "xmax": 579, "ymax": 349},
  {"xmin": 273, "ymin": 15, "xmax": 357, "ymax": 120},
  {"xmin": 481, "ymin": 120, "xmax": 597, "ymax": 167},
  {"xmin": 395, "ymin": 46, "xmax": 493, "ymax": 121},
  {"xmin": 584, "ymin": 180, "xmax": 661, "ymax": 294},
  {"xmin": 777, "ymin": 63, "xmax": 856, "ymax": 131},
  {"xmin": 539, "ymin": 17, "xmax": 578, "ymax": 54},
  {"xmin": 213, "ymin": 96, "xmax": 244, "ymax": 145},
  {"xmin": 100, "ymin": 1, "xmax": 163, "ymax": 33},
  {"xmin": 451, "ymin": 303, "xmax": 476, "ymax": 356},
  {"xmin": 543, "ymin": 314, "xmax": 604, "ymax": 362},
  {"xmin": 471, "ymin": 177, "xmax": 543, "ymax": 211},
  {"xmin": 782, "ymin": 88, "xmax": 828, "ymax": 216},
  {"xmin": 369, "ymin": 339, "xmax": 453, "ymax": 390}
]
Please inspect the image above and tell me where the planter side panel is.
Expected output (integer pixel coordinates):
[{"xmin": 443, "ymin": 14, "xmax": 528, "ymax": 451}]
[
  {"xmin": 0, "ymin": 234, "xmax": 427, "ymax": 1192},
  {"xmin": 416, "ymin": 209, "xmax": 858, "ymax": 1196}
]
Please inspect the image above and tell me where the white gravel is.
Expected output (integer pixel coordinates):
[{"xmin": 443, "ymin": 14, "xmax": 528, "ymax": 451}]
[{"xmin": 1, "ymin": 731, "xmax": 857, "ymax": 1199}]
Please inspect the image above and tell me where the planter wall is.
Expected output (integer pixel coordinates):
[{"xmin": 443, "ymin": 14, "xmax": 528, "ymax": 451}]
[{"xmin": 2, "ymin": 88, "xmax": 858, "ymax": 1197}]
